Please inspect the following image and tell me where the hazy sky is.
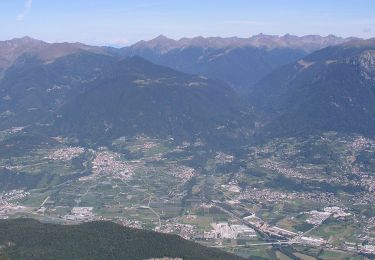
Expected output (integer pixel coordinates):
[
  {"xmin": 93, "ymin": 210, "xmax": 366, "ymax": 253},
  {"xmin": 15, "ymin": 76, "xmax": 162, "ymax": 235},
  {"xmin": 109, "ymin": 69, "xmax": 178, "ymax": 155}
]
[{"xmin": 1, "ymin": 0, "xmax": 374, "ymax": 46}]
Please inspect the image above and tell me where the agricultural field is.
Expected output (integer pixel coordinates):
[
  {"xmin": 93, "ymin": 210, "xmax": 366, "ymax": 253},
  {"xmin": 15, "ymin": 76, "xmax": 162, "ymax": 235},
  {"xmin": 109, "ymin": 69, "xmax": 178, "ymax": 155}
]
[{"xmin": 0, "ymin": 129, "xmax": 374, "ymax": 258}]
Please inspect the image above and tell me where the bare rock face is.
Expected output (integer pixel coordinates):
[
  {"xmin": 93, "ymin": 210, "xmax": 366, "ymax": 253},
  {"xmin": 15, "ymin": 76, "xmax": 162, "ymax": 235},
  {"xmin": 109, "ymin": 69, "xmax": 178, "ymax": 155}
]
[{"xmin": 357, "ymin": 50, "xmax": 375, "ymax": 82}]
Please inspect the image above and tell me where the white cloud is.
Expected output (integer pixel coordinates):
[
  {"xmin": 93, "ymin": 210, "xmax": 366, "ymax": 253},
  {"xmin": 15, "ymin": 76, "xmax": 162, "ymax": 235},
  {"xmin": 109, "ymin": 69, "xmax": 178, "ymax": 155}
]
[{"xmin": 17, "ymin": 0, "xmax": 33, "ymax": 21}]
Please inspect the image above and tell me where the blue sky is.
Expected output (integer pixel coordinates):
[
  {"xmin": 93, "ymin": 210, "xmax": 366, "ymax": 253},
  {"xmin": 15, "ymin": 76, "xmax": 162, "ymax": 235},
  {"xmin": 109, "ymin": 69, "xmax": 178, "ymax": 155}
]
[{"xmin": 1, "ymin": 0, "xmax": 374, "ymax": 46}]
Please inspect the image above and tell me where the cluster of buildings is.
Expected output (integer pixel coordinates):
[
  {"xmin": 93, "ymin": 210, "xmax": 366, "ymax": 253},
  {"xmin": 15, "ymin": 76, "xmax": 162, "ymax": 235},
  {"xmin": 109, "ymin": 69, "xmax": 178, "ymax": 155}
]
[
  {"xmin": 90, "ymin": 151, "xmax": 134, "ymax": 180},
  {"xmin": 364, "ymin": 217, "xmax": 375, "ymax": 234},
  {"xmin": 47, "ymin": 147, "xmax": 85, "ymax": 161},
  {"xmin": 142, "ymin": 142, "xmax": 158, "ymax": 150},
  {"xmin": 0, "ymin": 190, "xmax": 30, "ymax": 219},
  {"xmin": 215, "ymin": 152, "xmax": 234, "ymax": 164},
  {"xmin": 203, "ymin": 222, "xmax": 256, "ymax": 240},
  {"xmin": 349, "ymin": 136, "xmax": 374, "ymax": 152},
  {"xmin": 323, "ymin": 175, "xmax": 365, "ymax": 191},
  {"xmin": 359, "ymin": 244, "xmax": 375, "ymax": 255},
  {"xmin": 117, "ymin": 218, "xmax": 143, "ymax": 229},
  {"xmin": 155, "ymin": 218, "xmax": 196, "ymax": 240},
  {"xmin": 236, "ymin": 187, "xmax": 340, "ymax": 205},
  {"xmin": 0, "ymin": 189, "xmax": 29, "ymax": 203},
  {"xmin": 258, "ymin": 224, "xmax": 297, "ymax": 239},
  {"xmin": 299, "ymin": 192, "xmax": 340, "ymax": 204},
  {"xmin": 221, "ymin": 184, "xmax": 241, "ymax": 193},
  {"xmin": 251, "ymin": 136, "xmax": 375, "ymax": 195},
  {"xmin": 64, "ymin": 207, "xmax": 95, "ymax": 222},
  {"xmin": 352, "ymin": 191, "xmax": 375, "ymax": 205},
  {"xmin": 264, "ymin": 226, "xmax": 298, "ymax": 239},
  {"xmin": 298, "ymin": 236, "xmax": 327, "ymax": 247},
  {"xmin": 238, "ymin": 188, "xmax": 297, "ymax": 202},
  {"xmin": 168, "ymin": 166, "xmax": 195, "ymax": 183},
  {"xmin": 342, "ymin": 241, "xmax": 375, "ymax": 256},
  {"xmin": 306, "ymin": 210, "xmax": 331, "ymax": 225},
  {"xmin": 242, "ymin": 215, "xmax": 301, "ymax": 240},
  {"xmin": 239, "ymin": 183, "xmax": 332, "ymax": 201},
  {"xmin": 262, "ymin": 160, "xmax": 307, "ymax": 179},
  {"xmin": 0, "ymin": 204, "xmax": 26, "ymax": 219},
  {"xmin": 323, "ymin": 206, "xmax": 351, "ymax": 218},
  {"xmin": 242, "ymin": 215, "xmax": 329, "ymax": 247},
  {"xmin": 305, "ymin": 207, "xmax": 351, "ymax": 225},
  {"xmin": 9, "ymin": 126, "xmax": 25, "ymax": 134}
]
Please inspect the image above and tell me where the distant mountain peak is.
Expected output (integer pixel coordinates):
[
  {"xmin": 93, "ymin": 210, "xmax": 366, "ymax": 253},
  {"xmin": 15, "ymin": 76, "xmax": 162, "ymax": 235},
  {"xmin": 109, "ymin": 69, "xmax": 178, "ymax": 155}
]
[
  {"xmin": 131, "ymin": 35, "xmax": 177, "ymax": 53},
  {"xmin": 342, "ymin": 37, "xmax": 375, "ymax": 48},
  {"xmin": 129, "ymin": 34, "xmax": 358, "ymax": 53},
  {"xmin": 0, "ymin": 36, "xmax": 106, "ymax": 72},
  {"xmin": 154, "ymin": 34, "xmax": 171, "ymax": 41},
  {"xmin": 7, "ymin": 36, "xmax": 45, "ymax": 45},
  {"xmin": 11, "ymin": 36, "xmax": 38, "ymax": 41}
]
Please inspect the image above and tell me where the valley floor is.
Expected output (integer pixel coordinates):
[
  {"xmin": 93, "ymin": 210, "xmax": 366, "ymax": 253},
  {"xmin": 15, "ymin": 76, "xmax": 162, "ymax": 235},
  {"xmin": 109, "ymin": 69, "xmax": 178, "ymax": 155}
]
[{"xmin": 0, "ymin": 129, "xmax": 374, "ymax": 259}]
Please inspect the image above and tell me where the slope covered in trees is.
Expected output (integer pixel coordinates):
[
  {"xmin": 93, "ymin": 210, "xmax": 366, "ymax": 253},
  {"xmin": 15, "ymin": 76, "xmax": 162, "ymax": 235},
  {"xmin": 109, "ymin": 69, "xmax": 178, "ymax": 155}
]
[{"xmin": 0, "ymin": 219, "xmax": 243, "ymax": 260}]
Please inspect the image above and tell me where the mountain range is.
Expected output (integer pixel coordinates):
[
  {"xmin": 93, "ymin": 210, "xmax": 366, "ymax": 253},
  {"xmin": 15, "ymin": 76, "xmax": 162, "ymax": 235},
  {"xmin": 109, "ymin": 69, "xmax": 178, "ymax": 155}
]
[
  {"xmin": 0, "ymin": 36, "xmax": 107, "ymax": 74},
  {"xmin": 249, "ymin": 38, "xmax": 375, "ymax": 138},
  {"xmin": 123, "ymin": 34, "xmax": 356, "ymax": 92},
  {"xmin": 127, "ymin": 34, "xmax": 355, "ymax": 52},
  {"xmin": 53, "ymin": 55, "xmax": 253, "ymax": 145},
  {"xmin": 0, "ymin": 34, "xmax": 357, "ymax": 94},
  {"xmin": 0, "ymin": 51, "xmax": 118, "ymax": 130},
  {"xmin": 0, "ymin": 35, "xmax": 374, "ymax": 146},
  {"xmin": 1, "ymin": 34, "xmax": 375, "ymax": 259}
]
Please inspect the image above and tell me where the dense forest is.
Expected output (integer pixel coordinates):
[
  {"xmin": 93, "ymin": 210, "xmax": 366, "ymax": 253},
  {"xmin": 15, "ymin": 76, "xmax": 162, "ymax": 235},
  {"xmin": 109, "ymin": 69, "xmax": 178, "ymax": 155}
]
[{"xmin": 0, "ymin": 219, "xmax": 243, "ymax": 260}]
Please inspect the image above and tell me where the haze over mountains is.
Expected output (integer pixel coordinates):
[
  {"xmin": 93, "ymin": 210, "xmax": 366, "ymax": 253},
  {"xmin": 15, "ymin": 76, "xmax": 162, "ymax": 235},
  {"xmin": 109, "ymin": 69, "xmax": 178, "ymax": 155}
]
[
  {"xmin": 54, "ymin": 56, "xmax": 253, "ymax": 145},
  {"xmin": 0, "ymin": 34, "xmax": 355, "ymax": 92},
  {"xmin": 0, "ymin": 36, "xmax": 106, "ymax": 73},
  {"xmin": 128, "ymin": 34, "xmax": 354, "ymax": 52},
  {"xmin": 249, "ymin": 38, "xmax": 375, "ymax": 138},
  {"xmin": 0, "ymin": 51, "xmax": 118, "ymax": 130},
  {"xmin": 0, "ymin": 34, "xmax": 374, "ymax": 145},
  {"xmin": 1, "ymin": 33, "xmax": 375, "ymax": 259},
  {"xmin": 123, "ymin": 34, "xmax": 356, "ymax": 92}
]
